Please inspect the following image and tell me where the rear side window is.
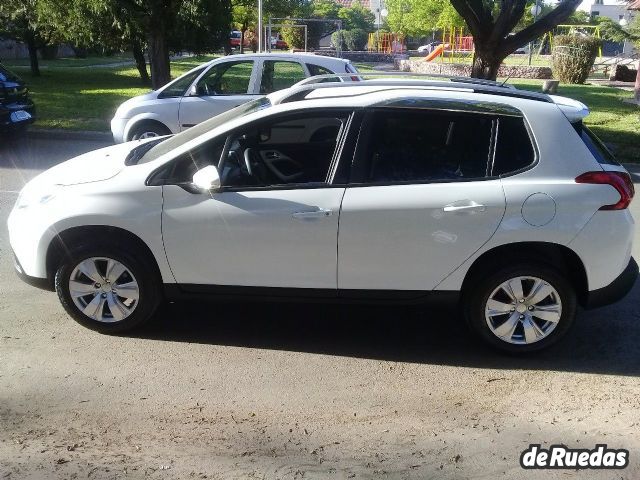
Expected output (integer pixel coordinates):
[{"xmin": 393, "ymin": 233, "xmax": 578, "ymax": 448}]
[
  {"xmin": 260, "ymin": 61, "xmax": 306, "ymax": 94},
  {"xmin": 306, "ymin": 63, "xmax": 339, "ymax": 83},
  {"xmin": 358, "ymin": 109, "xmax": 493, "ymax": 184},
  {"xmin": 492, "ymin": 117, "xmax": 535, "ymax": 176},
  {"xmin": 575, "ymin": 122, "xmax": 620, "ymax": 166}
]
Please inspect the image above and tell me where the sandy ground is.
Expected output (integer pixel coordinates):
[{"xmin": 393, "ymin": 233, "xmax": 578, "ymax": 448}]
[{"xmin": 1, "ymin": 135, "xmax": 640, "ymax": 479}]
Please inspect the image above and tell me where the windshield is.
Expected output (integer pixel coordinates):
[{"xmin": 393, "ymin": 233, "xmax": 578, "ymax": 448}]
[{"xmin": 138, "ymin": 97, "xmax": 271, "ymax": 164}]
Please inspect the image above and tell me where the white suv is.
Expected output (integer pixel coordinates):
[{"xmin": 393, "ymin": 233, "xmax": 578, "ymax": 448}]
[
  {"xmin": 110, "ymin": 53, "xmax": 358, "ymax": 143},
  {"xmin": 9, "ymin": 77, "xmax": 637, "ymax": 353}
]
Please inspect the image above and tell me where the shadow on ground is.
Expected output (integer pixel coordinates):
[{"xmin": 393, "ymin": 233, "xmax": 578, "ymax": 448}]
[{"xmin": 133, "ymin": 280, "xmax": 640, "ymax": 377}]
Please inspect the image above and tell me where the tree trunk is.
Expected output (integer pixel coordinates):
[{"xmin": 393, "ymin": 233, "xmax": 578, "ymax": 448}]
[
  {"xmin": 26, "ymin": 35, "xmax": 40, "ymax": 77},
  {"xmin": 635, "ymin": 61, "xmax": 640, "ymax": 103},
  {"xmin": 132, "ymin": 39, "xmax": 150, "ymax": 85},
  {"xmin": 470, "ymin": 50, "xmax": 503, "ymax": 80},
  {"xmin": 240, "ymin": 29, "xmax": 245, "ymax": 54},
  {"xmin": 147, "ymin": 22, "xmax": 170, "ymax": 89}
]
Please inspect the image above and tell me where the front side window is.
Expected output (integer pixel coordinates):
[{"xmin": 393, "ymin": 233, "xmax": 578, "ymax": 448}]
[
  {"xmin": 220, "ymin": 113, "xmax": 349, "ymax": 188},
  {"xmin": 260, "ymin": 61, "xmax": 306, "ymax": 94},
  {"xmin": 196, "ymin": 61, "xmax": 254, "ymax": 96},
  {"xmin": 358, "ymin": 109, "xmax": 493, "ymax": 184},
  {"xmin": 158, "ymin": 67, "xmax": 205, "ymax": 98}
]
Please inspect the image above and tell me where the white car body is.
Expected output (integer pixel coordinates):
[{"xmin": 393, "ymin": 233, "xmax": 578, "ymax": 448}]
[
  {"xmin": 110, "ymin": 53, "xmax": 357, "ymax": 144},
  {"xmin": 10, "ymin": 78, "xmax": 637, "ymax": 352}
]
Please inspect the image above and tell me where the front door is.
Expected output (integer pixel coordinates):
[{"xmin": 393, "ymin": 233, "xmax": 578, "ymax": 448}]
[
  {"xmin": 178, "ymin": 59, "xmax": 258, "ymax": 131},
  {"xmin": 338, "ymin": 107, "xmax": 507, "ymax": 291},
  {"xmin": 162, "ymin": 110, "xmax": 355, "ymax": 290}
]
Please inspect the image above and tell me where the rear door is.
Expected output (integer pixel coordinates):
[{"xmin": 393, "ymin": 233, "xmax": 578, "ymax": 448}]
[
  {"xmin": 178, "ymin": 59, "xmax": 258, "ymax": 130},
  {"xmin": 337, "ymin": 107, "xmax": 507, "ymax": 292}
]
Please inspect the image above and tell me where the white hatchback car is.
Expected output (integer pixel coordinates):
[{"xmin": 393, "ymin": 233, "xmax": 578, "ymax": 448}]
[
  {"xmin": 110, "ymin": 53, "xmax": 359, "ymax": 143},
  {"xmin": 10, "ymin": 77, "xmax": 637, "ymax": 353}
]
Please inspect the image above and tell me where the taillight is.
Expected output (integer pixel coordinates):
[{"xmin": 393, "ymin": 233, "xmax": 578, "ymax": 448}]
[{"xmin": 575, "ymin": 171, "xmax": 635, "ymax": 210}]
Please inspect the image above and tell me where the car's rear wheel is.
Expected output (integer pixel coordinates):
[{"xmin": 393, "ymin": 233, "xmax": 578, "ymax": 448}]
[
  {"xmin": 464, "ymin": 263, "xmax": 576, "ymax": 353},
  {"xmin": 128, "ymin": 121, "xmax": 171, "ymax": 141},
  {"xmin": 55, "ymin": 245, "xmax": 161, "ymax": 333}
]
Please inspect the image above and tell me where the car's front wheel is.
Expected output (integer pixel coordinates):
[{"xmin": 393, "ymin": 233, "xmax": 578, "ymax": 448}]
[
  {"xmin": 55, "ymin": 245, "xmax": 161, "ymax": 333},
  {"xmin": 128, "ymin": 121, "xmax": 171, "ymax": 141},
  {"xmin": 465, "ymin": 263, "xmax": 576, "ymax": 353}
]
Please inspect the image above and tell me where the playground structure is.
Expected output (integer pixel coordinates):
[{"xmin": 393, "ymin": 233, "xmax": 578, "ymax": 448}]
[
  {"xmin": 424, "ymin": 27, "xmax": 474, "ymax": 62},
  {"xmin": 367, "ymin": 32, "xmax": 406, "ymax": 53}
]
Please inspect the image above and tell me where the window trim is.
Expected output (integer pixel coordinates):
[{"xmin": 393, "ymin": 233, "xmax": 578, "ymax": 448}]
[
  {"xmin": 152, "ymin": 109, "xmax": 360, "ymax": 192},
  {"xmin": 492, "ymin": 115, "xmax": 539, "ymax": 178},
  {"xmin": 348, "ymin": 106, "xmax": 538, "ymax": 188}
]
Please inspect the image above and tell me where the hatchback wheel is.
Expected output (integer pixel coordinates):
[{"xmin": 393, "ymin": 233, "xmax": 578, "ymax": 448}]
[
  {"xmin": 465, "ymin": 263, "xmax": 576, "ymax": 353},
  {"xmin": 55, "ymin": 246, "xmax": 161, "ymax": 333},
  {"xmin": 129, "ymin": 121, "xmax": 170, "ymax": 141}
]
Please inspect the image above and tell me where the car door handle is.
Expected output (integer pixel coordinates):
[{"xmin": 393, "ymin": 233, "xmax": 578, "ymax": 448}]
[
  {"xmin": 292, "ymin": 209, "xmax": 333, "ymax": 219},
  {"xmin": 443, "ymin": 201, "xmax": 486, "ymax": 213}
]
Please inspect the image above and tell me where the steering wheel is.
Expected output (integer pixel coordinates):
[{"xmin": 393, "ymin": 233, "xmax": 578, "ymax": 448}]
[
  {"xmin": 243, "ymin": 148, "xmax": 254, "ymax": 177},
  {"xmin": 243, "ymin": 148, "xmax": 270, "ymax": 185}
]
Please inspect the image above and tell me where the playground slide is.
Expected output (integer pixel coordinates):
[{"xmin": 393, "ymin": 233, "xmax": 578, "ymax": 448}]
[{"xmin": 424, "ymin": 43, "xmax": 445, "ymax": 62}]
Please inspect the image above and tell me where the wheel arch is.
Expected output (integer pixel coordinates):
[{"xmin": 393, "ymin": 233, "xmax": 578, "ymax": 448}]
[
  {"xmin": 461, "ymin": 242, "xmax": 589, "ymax": 306},
  {"xmin": 125, "ymin": 116, "xmax": 172, "ymax": 142},
  {"xmin": 46, "ymin": 225, "xmax": 163, "ymax": 289}
]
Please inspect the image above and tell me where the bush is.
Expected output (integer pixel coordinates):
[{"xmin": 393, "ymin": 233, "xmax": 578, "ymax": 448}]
[
  {"xmin": 552, "ymin": 34, "xmax": 600, "ymax": 84},
  {"xmin": 343, "ymin": 28, "xmax": 368, "ymax": 51},
  {"xmin": 280, "ymin": 20, "xmax": 324, "ymax": 50},
  {"xmin": 331, "ymin": 30, "xmax": 345, "ymax": 50}
]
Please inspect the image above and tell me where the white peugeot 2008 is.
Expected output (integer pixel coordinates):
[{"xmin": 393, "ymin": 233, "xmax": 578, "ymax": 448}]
[{"xmin": 9, "ymin": 77, "xmax": 637, "ymax": 353}]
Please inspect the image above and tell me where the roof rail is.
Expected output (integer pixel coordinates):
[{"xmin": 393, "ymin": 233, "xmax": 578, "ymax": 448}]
[
  {"xmin": 294, "ymin": 72, "xmax": 516, "ymax": 89},
  {"xmin": 278, "ymin": 73, "xmax": 552, "ymax": 105}
]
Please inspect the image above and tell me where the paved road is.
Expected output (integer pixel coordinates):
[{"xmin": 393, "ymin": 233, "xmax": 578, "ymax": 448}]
[{"xmin": 1, "ymin": 135, "xmax": 640, "ymax": 479}]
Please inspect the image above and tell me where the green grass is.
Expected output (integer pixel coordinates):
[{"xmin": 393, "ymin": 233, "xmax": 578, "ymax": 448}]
[
  {"xmin": 409, "ymin": 54, "xmax": 553, "ymax": 67},
  {"xmin": 3, "ymin": 53, "xmax": 133, "ymax": 69},
  {"xmin": 511, "ymin": 79, "xmax": 640, "ymax": 163},
  {"xmin": 7, "ymin": 55, "xmax": 218, "ymax": 131}
]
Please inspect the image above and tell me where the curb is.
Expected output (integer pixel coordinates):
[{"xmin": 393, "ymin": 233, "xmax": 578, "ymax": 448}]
[{"xmin": 28, "ymin": 128, "xmax": 113, "ymax": 142}]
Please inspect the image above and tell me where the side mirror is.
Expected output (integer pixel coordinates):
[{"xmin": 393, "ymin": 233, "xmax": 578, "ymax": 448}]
[
  {"xmin": 189, "ymin": 84, "xmax": 199, "ymax": 96},
  {"xmin": 192, "ymin": 165, "xmax": 221, "ymax": 191}
]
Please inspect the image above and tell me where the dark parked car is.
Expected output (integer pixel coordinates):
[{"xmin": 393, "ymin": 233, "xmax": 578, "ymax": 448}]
[{"xmin": 0, "ymin": 63, "xmax": 35, "ymax": 133}]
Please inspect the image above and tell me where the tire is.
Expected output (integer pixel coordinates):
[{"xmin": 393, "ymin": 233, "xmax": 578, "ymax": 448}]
[
  {"xmin": 55, "ymin": 244, "xmax": 161, "ymax": 334},
  {"xmin": 464, "ymin": 263, "xmax": 577, "ymax": 354},
  {"xmin": 128, "ymin": 121, "xmax": 171, "ymax": 141}
]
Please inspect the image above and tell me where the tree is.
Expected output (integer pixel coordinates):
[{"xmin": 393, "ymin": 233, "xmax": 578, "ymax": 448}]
[
  {"xmin": 232, "ymin": 0, "xmax": 256, "ymax": 53},
  {"xmin": 385, "ymin": 0, "xmax": 463, "ymax": 36},
  {"xmin": 40, "ymin": 0, "xmax": 151, "ymax": 83},
  {"xmin": 0, "ymin": 0, "xmax": 56, "ymax": 76},
  {"xmin": 450, "ymin": 0, "xmax": 583, "ymax": 79},
  {"xmin": 338, "ymin": 1, "xmax": 375, "ymax": 32}
]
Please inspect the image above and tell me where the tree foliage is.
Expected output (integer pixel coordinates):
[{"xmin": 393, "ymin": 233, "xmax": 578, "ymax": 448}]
[
  {"xmin": 385, "ymin": 0, "xmax": 463, "ymax": 36},
  {"xmin": 337, "ymin": 1, "xmax": 375, "ymax": 31}
]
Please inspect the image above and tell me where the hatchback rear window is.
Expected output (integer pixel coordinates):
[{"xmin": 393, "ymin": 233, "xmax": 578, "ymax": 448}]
[{"xmin": 573, "ymin": 122, "xmax": 620, "ymax": 166}]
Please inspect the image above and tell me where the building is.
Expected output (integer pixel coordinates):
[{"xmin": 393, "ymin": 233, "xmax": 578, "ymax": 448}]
[{"xmin": 590, "ymin": 0, "xmax": 636, "ymax": 55}]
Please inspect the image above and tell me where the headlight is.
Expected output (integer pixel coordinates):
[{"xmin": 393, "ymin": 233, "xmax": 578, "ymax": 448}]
[{"xmin": 16, "ymin": 185, "xmax": 60, "ymax": 209}]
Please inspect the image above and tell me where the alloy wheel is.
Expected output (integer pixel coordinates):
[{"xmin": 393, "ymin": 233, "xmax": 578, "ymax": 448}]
[
  {"xmin": 484, "ymin": 276, "xmax": 562, "ymax": 345},
  {"xmin": 68, "ymin": 257, "xmax": 139, "ymax": 323}
]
